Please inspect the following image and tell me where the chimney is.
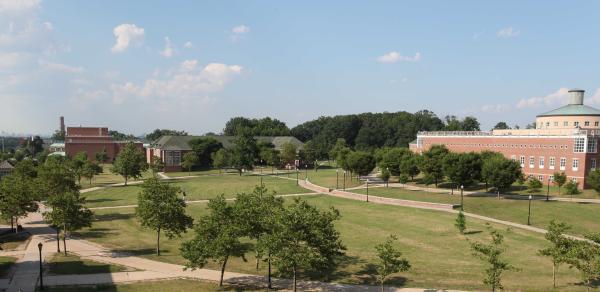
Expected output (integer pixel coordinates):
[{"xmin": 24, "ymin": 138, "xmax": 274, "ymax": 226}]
[
  {"xmin": 60, "ymin": 116, "xmax": 65, "ymax": 133},
  {"xmin": 568, "ymin": 89, "xmax": 585, "ymax": 105}
]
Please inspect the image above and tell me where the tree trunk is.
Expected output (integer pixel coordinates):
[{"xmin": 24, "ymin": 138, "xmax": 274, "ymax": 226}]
[
  {"xmin": 293, "ymin": 265, "xmax": 297, "ymax": 292},
  {"xmin": 124, "ymin": 176, "xmax": 128, "ymax": 186},
  {"xmin": 63, "ymin": 226, "xmax": 67, "ymax": 255},
  {"xmin": 381, "ymin": 282, "xmax": 384, "ymax": 292},
  {"xmin": 56, "ymin": 228, "xmax": 61, "ymax": 253},
  {"xmin": 255, "ymin": 252, "xmax": 259, "ymax": 270},
  {"xmin": 553, "ymin": 264, "xmax": 556, "ymax": 288},
  {"xmin": 267, "ymin": 254, "xmax": 272, "ymax": 289},
  {"xmin": 219, "ymin": 256, "xmax": 229, "ymax": 287},
  {"xmin": 497, "ymin": 190, "xmax": 500, "ymax": 199},
  {"xmin": 10, "ymin": 217, "xmax": 13, "ymax": 231},
  {"xmin": 14, "ymin": 217, "xmax": 18, "ymax": 234},
  {"xmin": 156, "ymin": 228, "xmax": 161, "ymax": 256}
]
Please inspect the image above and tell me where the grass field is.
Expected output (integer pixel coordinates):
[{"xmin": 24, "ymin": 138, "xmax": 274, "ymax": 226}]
[
  {"xmin": 0, "ymin": 256, "xmax": 16, "ymax": 278},
  {"xmin": 83, "ymin": 175, "xmax": 310, "ymax": 208},
  {"xmin": 352, "ymin": 186, "xmax": 600, "ymax": 237},
  {"xmin": 80, "ymin": 164, "xmax": 152, "ymax": 189},
  {"xmin": 74, "ymin": 195, "xmax": 589, "ymax": 291},
  {"xmin": 46, "ymin": 253, "xmax": 131, "ymax": 275},
  {"xmin": 45, "ymin": 279, "xmax": 265, "ymax": 292},
  {"xmin": 303, "ymin": 168, "xmax": 363, "ymax": 190},
  {"xmin": 0, "ymin": 231, "xmax": 31, "ymax": 251}
]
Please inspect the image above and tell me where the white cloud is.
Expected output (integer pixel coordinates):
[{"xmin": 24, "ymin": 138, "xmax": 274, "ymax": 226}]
[
  {"xmin": 38, "ymin": 59, "xmax": 83, "ymax": 73},
  {"xmin": 183, "ymin": 41, "xmax": 193, "ymax": 49},
  {"xmin": 0, "ymin": 0, "xmax": 40, "ymax": 14},
  {"xmin": 377, "ymin": 51, "xmax": 421, "ymax": 63},
  {"xmin": 159, "ymin": 36, "xmax": 174, "ymax": 58},
  {"xmin": 0, "ymin": 52, "xmax": 29, "ymax": 70},
  {"xmin": 111, "ymin": 23, "xmax": 144, "ymax": 53},
  {"xmin": 180, "ymin": 59, "xmax": 197, "ymax": 72},
  {"xmin": 586, "ymin": 89, "xmax": 600, "ymax": 105},
  {"xmin": 497, "ymin": 27, "xmax": 520, "ymax": 38},
  {"xmin": 516, "ymin": 88, "xmax": 570, "ymax": 109},
  {"xmin": 232, "ymin": 25, "xmax": 250, "ymax": 34}
]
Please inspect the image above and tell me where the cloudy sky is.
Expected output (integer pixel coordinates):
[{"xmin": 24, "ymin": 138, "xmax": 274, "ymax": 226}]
[{"xmin": 2, "ymin": 0, "xmax": 600, "ymax": 136}]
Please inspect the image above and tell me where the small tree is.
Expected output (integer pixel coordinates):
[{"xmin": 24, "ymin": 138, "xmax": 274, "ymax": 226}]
[
  {"xmin": 180, "ymin": 195, "xmax": 248, "ymax": 286},
  {"xmin": 111, "ymin": 142, "xmax": 148, "ymax": 185},
  {"xmin": 538, "ymin": 220, "xmax": 574, "ymax": 288},
  {"xmin": 586, "ymin": 169, "xmax": 600, "ymax": 194},
  {"xmin": 398, "ymin": 173, "xmax": 409, "ymax": 187},
  {"xmin": 0, "ymin": 172, "xmax": 39, "ymax": 233},
  {"xmin": 44, "ymin": 190, "xmax": 93, "ymax": 255},
  {"xmin": 553, "ymin": 172, "xmax": 567, "ymax": 195},
  {"xmin": 182, "ymin": 152, "xmax": 198, "ymax": 174},
  {"xmin": 136, "ymin": 178, "xmax": 193, "ymax": 256},
  {"xmin": 81, "ymin": 160, "xmax": 102, "ymax": 186},
  {"xmin": 380, "ymin": 168, "xmax": 390, "ymax": 187},
  {"xmin": 375, "ymin": 235, "xmax": 410, "ymax": 292},
  {"xmin": 482, "ymin": 156, "xmax": 522, "ymax": 199},
  {"xmin": 527, "ymin": 177, "xmax": 543, "ymax": 193},
  {"xmin": 469, "ymin": 226, "xmax": 517, "ymax": 292},
  {"xmin": 149, "ymin": 155, "xmax": 165, "ymax": 176},
  {"xmin": 566, "ymin": 233, "xmax": 600, "ymax": 291},
  {"xmin": 71, "ymin": 151, "xmax": 88, "ymax": 185},
  {"xmin": 95, "ymin": 149, "xmax": 109, "ymax": 163},
  {"xmin": 455, "ymin": 211, "xmax": 466, "ymax": 234},
  {"xmin": 418, "ymin": 145, "xmax": 449, "ymax": 187},
  {"xmin": 212, "ymin": 149, "xmax": 231, "ymax": 174},
  {"xmin": 564, "ymin": 180, "xmax": 580, "ymax": 200}
]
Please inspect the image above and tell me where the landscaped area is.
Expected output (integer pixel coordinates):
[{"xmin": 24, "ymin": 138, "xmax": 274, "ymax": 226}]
[
  {"xmin": 46, "ymin": 254, "xmax": 132, "ymax": 275},
  {"xmin": 45, "ymin": 279, "xmax": 265, "ymax": 292},
  {"xmin": 302, "ymin": 168, "xmax": 363, "ymax": 190},
  {"xmin": 82, "ymin": 174, "xmax": 311, "ymax": 208},
  {"xmin": 73, "ymin": 194, "xmax": 588, "ymax": 291},
  {"xmin": 0, "ymin": 232, "xmax": 31, "ymax": 251},
  {"xmin": 80, "ymin": 164, "xmax": 152, "ymax": 189}
]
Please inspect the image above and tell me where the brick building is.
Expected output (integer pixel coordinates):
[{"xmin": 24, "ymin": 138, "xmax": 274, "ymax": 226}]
[
  {"xmin": 65, "ymin": 127, "xmax": 143, "ymax": 162},
  {"xmin": 410, "ymin": 89, "xmax": 600, "ymax": 188}
]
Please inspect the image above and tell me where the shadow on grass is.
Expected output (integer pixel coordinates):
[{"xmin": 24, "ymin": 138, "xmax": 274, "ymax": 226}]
[
  {"xmin": 354, "ymin": 263, "xmax": 407, "ymax": 286},
  {"xmin": 85, "ymin": 198, "xmax": 119, "ymax": 204},
  {"xmin": 463, "ymin": 230, "xmax": 483, "ymax": 235},
  {"xmin": 47, "ymin": 256, "xmax": 122, "ymax": 275},
  {"xmin": 73, "ymin": 228, "xmax": 117, "ymax": 239},
  {"xmin": 0, "ymin": 231, "xmax": 31, "ymax": 249},
  {"xmin": 93, "ymin": 213, "xmax": 134, "ymax": 222},
  {"xmin": 301, "ymin": 254, "xmax": 365, "ymax": 282}
]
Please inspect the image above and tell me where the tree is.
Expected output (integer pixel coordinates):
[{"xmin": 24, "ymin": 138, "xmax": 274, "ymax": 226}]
[
  {"xmin": 398, "ymin": 173, "xmax": 409, "ymax": 186},
  {"xmin": 188, "ymin": 137, "xmax": 223, "ymax": 168},
  {"xmin": 0, "ymin": 170, "xmax": 39, "ymax": 233},
  {"xmin": 375, "ymin": 235, "xmax": 411, "ymax": 292},
  {"xmin": 280, "ymin": 142, "xmax": 297, "ymax": 166},
  {"xmin": 181, "ymin": 152, "xmax": 199, "ymax": 174},
  {"xmin": 81, "ymin": 160, "xmax": 102, "ymax": 186},
  {"xmin": 180, "ymin": 195, "xmax": 249, "ymax": 286},
  {"xmin": 346, "ymin": 151, "xmax": 376, "ymax": 177},
  {"xmin": 400, "ymin": 155, "xmax": 420, "ymax": 180},
  {"xmin": 481, "ymin": 156, "xmax": 522, "ymax": 198},
  {"xmin": 95, "ymin": 149, "xmax": 109, "ymax": 163},
  {"xmin": 71, "ymin": 151, "xmax": 88, "ymax": 185},
  {"xmin": 527, "ymin": 177, "xmax": 543, "ymax": 193},
  {"xmin": 418, "ymin": 145, "xmax": 449, "ymax": 187},
  {"xmin": 149, "ymin": 155, "xmax": 165, "ymax": 176},
  {"xmin": 565, "ymin": 233, "xmax": 600, "ymax": 291},
  {"xmin": 379, "ymin": 148, "xmax": 412, "ymax": 176},
  {"xmin": 553, "ymin": 172, "xmax": 567, "ymax": 195},
  {"xmin": 380, "ymin": 168, "xmax": 390, "ymax": 187},
  {"xmin": 469, "ymin": 227, "xmax": 516, "ymax": 292},
  {"xmin": 211, "ymin": 149, "xmax": 231, "ymax": 174},
  {"xmin": 442, "ymin": 152, "xmax": 482, "ymax": 193},
  {"xmin": 224, "ymin": 117, "xmax": 290, "ymax": 136},
  {"xmin": 145, "ymin": 129, "xmax": 188, "ymax": 142},
  {"xmin": 586, "ymin": 169, "xmax": 600, "ymax": 194},
  {"xmin": 538, "ymin": 220, "xmax": 574, "ymax": 288},
  {"xmin": 111, "ymin": 142, "xmax": 148, "ymax": 185},
  {"xmin": 267, "ymin": 198, "xmax": 345, "ymax": 292},
  {"xmin": 44, "ymin": 190, "xmax": 93, "ymax": 255},
  {"xmin": 563, "ymin": 180, "xmax": 580, "ymax": 200},
  {"xmin": 455, "ymin": 211, "xmax": 466, "ymax": 234},
  {"xmin": 492, "ymin": 122, "xmax": 510, "ymax": 130},
  {"xmin": 328, "ymin": 138, "xmax": 348, "ymax": 162},
  {"xmin": 137, "ymin": 178, "xmax": 193, "ymax": 256},
  {"xmin": 230, "ymin": 130, "xmax": 258, "ymax": 175},
  {"xmin": 36, "ymin": 156, "xmax": 79, "ymax": 200}
]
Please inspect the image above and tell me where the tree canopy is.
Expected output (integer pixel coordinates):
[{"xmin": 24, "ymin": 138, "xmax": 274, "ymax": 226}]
[
  {"xmin": 224, "ymin": 117, "xmax": 290, "ymax": 136},
  {"xmin": 145, "ymin": 129, "xmax": 188, "ymax": 142}
]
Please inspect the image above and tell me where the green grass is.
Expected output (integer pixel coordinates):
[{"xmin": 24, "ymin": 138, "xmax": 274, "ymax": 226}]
[
  {"xmin": 302, "ymin": 168, "xmax": 363, "ymax": 190},
  {"xmin": 352, "ymin": 186, "xmax": 600, "ymax": 237},
  {"xmin": 74, "ymin": 195, "xmax": 589, "ymax": 291},
  {"xmin": 164, "ymin": 168, "xmax": 237, "ymax": 177},
  {"xmin": 80, "ymin": 164, "xmax": 153, "ymax": 189},
  {"xmin": 0, "ymin": 231, "xmax": 31, "ymax": 251},
  {"xmin": 46, "ymin": 253, "xmax": 131, "ymax": 275},
  {"xmin": 45, "ymin": 279, "xmax": 266, "ymax": 292},
  {"xmin": 0, "ymin": 256, "xmax": 16, "ymax": 278},
  {"xmin": 83, "ymin": 174, "xmax": 311, "ymax": 208}
]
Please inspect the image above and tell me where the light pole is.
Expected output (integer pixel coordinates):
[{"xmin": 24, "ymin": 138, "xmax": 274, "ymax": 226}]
[
  {"xmin": 460, "ymin": 185, "xmax": 464, "ymax": 211},
  {"xmin": 366, "ymin": 179, "xmax": 369, "ymax": 202},
  {"xmin": 386, "ymin": 167, "xmax": 389, "ymax": 187},
  {"xmin": 527, "ymin": 195, "xmax": 533, "ymax": 225},
  {"xmin": 305, "ymin": 164, "xmax": 308, "ymax": 180},
  {"xmin": 336, "ymin": 169, "xmax": 339, "ymax": 189},
  {"xmin": 343, "ymin": 170, "xmax": 346, "ymax": 191},
  {"xmin": 296, "ymin": 168, "xmax": 299, "ymax": 185},
  {"xmin": 38, "ymin": 242, "xmax": 43, "ymax": 291},
  {"xmin": 546, "ymin": 178, "xmax": 551, "ymax": 201},
  {"xmin": 315, "ymin": 160, "xmax": 318, "ymax": 172}
]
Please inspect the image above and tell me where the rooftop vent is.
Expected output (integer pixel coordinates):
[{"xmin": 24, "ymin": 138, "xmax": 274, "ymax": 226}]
[{"xmin": 569, "ymin": 89, "xmax": 585, "ymax": 105}]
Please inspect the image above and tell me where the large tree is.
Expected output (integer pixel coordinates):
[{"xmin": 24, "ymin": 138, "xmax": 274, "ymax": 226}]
[
  {"xmin": 181, "ymin": 152, "xmax": 199, "ymax": 174},
  {"xmin": 188, "ymin": 137, "xmax": 223, "ymax": 168},
  {"xmin": 566, "ymin": 233, "xmax": 600, "ymax": 291},
  {"xmin": 224, "ymin": 117, "xmax": 290, "ymax": 136},
  {"xmin": 481, "ymin": 156, "xmax": 522, "ymax": 197},
  {"xmin": 44, "ymin": 190, "xmax": 93, "ymax": 255},
  {"xmin": 111, "ymin": 142, "xmax": 148, "ymax": 185},
  {"xmin": 493, "ymin": 122, "xmax": 510, "ymax": 130},
  {"xmin": 0, "ymin": 165, "xmax": 39, "ymax": 232},
  {"xmin": 212, "ymin": 149, "xmax": 231, "ymax": 174},
  {"xmin": 280, "ymin": 142, "xmax": 297, "ymax": 166},
  {"xmin": 442, "ymin": 152, "xmax": 482, "ymax": 191},
  {"xmin": 346, "ymin": 151, "xmax": 376, "ymax": 177},
  {"xmin": 145, "ymin": 129, "xmax": 188, "ymax": 142},
  {"xmin": 418, "ymin": 145, "xmax": 449, "ymax": 187},
  {"xmin": 136, "ymin": 178, "xmax": 193, "ymax": 256}
]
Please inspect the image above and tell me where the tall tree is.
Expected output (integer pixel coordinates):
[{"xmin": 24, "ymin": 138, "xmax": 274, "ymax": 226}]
[
  {"xmin": 375, "ymin": 235, "xmax": 411, "ymax": 292},
  {"xmin": 585, "ymin": 169, "xmax": 600, "ymax": 194},
  {"xmin": 224, "ymin": 117, "xmax": 290, "ymax": 136},
  {"xmin": 188, "ymin": 137, "xmax": 223, "ymax": 168},
  {"xmin": 145, "ymin": 129, "xmax": 188, "ymax": 142},
  {"xmin": 230, "ymin": 130, "xmax": 258, "ymax": 175},
  {"xmin": 493, "ymin": 122, "xmax": 510, "ymax": 130},
  {"xmin": 280, "ymin": 142, "xmax": 297, "ymax": 166},
  {"xmin": 180, "ymin": 195, "xmax": 249, "ymax": 286},
  {"xmin": 538, "ymin": 220, "xmax": 574, "ymax": 288},
  {"xmin": 44, "ymin": 190, "xmax": 93, "ymax": 255},
  {"xmin": 481, "ymin": 156, "xmax": 522, "ymax": 198},
  {"xmin": 346, "ymin": 151, "xmax": 376, "ymax": 177},
  {"xmin": 418, "ymin": 145, "xmax": 449, "ymax": 187},
  {"xmin": 136, "ymin": 178, "xmax": 193, "ymax": 256},
  {"xmin": 469, "ymin": 227, "xmax": 516, "ymax": 292},
  {"xmin": 0, "ymin": 169, "xmax": 38, "ymax": 232},
  {"xmin": 71, "ymin": 151, "xmax": 88, "ymax": 185},
  {"xmin": 442, "ymin": 152, "xmax": 482, "ymax": 191},
  {"xmin": 111, "ymin": 142, "xmax": 148, "ymax": 185}
]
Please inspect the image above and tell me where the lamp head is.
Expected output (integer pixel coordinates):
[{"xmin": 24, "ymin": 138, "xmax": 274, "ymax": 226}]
[
  {"xmin": 38, "ymin": 242, "xmax": 43, "ymax": 251},
  {"xmin": 529, "ymin": 195, "xmax": 533, "ymax": 200}
]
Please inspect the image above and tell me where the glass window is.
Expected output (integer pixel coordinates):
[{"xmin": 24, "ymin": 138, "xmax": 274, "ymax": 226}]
[
  {"xmin": 596, "ymin": 121, "xmax": 599, "ymax": 127},
  {"xmin": 573, "ymin": 158, "xmax": 579, "ymax": 169},
  {"xmin": 511, "ymin": 155, "xmax": 516, "ymax": 161},
  {"xmin": 539, "ymin": 157, "xmax": 545, "ymax": 168},
  {"xmin": 549, "ymin": 175, "xmax": 554, "ymax": 182},
  {"xmin": 529, "ymin": 156, "xmax": 535, "ymax": 168},
  {"xmin": 549, "ymin": 157, "xmax": 555, "ymax": 167},
  {"xmin": 546, "ymin": 122, "xmax": 550, "ymax": 127},
  {"xmin": 560, "ymin": 157, "xmax": 566, "ymax": 169},
  {"xmin": 592, "ymin": 158, "xmax": 597, "ymax": 170},
  {"xmin": 574, "ymin": 121, "xmax": 580, "ymax": 127},
  {"xmin": 520, "ymin": 156, "xmax": 525, "ymax": 166},
  {"xmin": 587, "ymin": 138, "xmax": 597, "ymax": 153},
  {"xmin": 554, "ymin": 122, "xmax": 559, "ymax": 127},
  {"xmin": 538, "ymin": 175, "xmax": 543, "ymax": 181},
  {"xmin": 564, "ymin": 121, "xmax": 568, "ymax": 127},
  {"xmin": 585, "ymin": 121, "xmax": 590, "ymax": 126},
  {"xmin": 574, "ymin": 138, "xmax": 585, "ymax": 152}
]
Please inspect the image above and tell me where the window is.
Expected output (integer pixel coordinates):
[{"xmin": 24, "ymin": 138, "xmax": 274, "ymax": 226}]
[
  {"xmin": 572, "ymin": 177, "xmax": 578, "ymax": 183},
  {"xmin": 549, "ymin": 175, "xmax": 554, "ymax": 182},
  {"xmin": 554, "ymin": 122, "xmax": 559, "ymax": 127},
  {"xmin": 546, "ymin": 122, "xmax": 550, "ymax": 127},
  {"xmin": 538, "ymin": 175, "xmax": 544, "ymax": 181},
  {"xmin": 596, "ymin": 121, "xmax": 599, "ymax": 127},
  {"xmin": 585, "ymin": 121, "xmax": 590, "ymax": 126},
  {"xmin": 549, "ymin": 157, "xmax": 555, "ymax": 169},
  {"xmin": 574, "ymin": 138, "xmax": 585, "ymax": 152},
  {"xmin": 539, "ymin": 157, "xmax": 545, "ymax": 168},
  {"xmin": 574, "ymin": 121, "xmax": 580, "ymax": 127},
  {"xmin": 587, "ymin": 138, "xmax": 597, "ymax": 153},
  {"xmin": 164, "ymin": 150, "xmax": 181, "ymax": 166},
  {"xmin": 592, "ymin": 158, "xmax": 597, "ymax": 170},
  {"xmin": 520, "ymin": 156, "xmax": 525, "ymax": 166},
  {"xmin": 573, "ymin": 158, "xmax": 579, "ymax": 170},
  {"xmin": 529, "ymin": 156, "xmax": 535, "ymax": 168},
  {"xmin": 564, "ymin": 121, "xmax": 569, "ymax": 127},
  {"xmin": 560, "ymin": 157, "xmax": 566, "ymax": 170}
]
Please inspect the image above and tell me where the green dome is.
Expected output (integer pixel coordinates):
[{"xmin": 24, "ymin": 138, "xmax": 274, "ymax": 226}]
[{"xmin": 537, "ymin": 104, "xmax": 600, "ymax": 117}]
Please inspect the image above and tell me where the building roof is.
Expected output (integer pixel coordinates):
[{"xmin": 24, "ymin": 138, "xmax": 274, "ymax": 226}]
[
  {"xmin": 50, "ymin": 142, "xmax": 65, "ymax": 148},
  {"xmin": 0, "ymin": 160, "xmax": 14, "ymax": 170},
  {"xmin": 537, "ymin": 104, "xmax": 600, "ymax": 117},
  {"xmin": 151, "ymin": 135, "xmax": 304, "ymax": 151},
  {"xmin": 48, "ymin": 151, "xmax": 66, "ymax": 157}
]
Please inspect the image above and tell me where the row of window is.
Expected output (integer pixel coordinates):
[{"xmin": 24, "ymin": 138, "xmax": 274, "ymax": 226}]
[
  {"xmin": 530, "ymin": 174, "xmax": 578, "ymax": 183},
  {"xmin": 437, "ymin": 143, "xmax": 569, "ymax": 150},
  {"xmin": 512, "ymin": 155, "xmax": 597, "ymax": 171},
  {"xmin": 540, "ymin": 121, "xmax": 600, "ymax": 128}
]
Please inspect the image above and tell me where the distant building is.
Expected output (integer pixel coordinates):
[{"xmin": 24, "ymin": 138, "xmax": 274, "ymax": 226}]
[
  {"xmin": 410, "ymin": 89, "xmax": 600, "ymax": 188},
  {"xmin": 147, "ymin": 135, "xmax": 304, "ymax": 172},
  {"xmin": 0, "ymin": 160, "xmax": 14, "ymax": 180},
  {"xmin": 49, "ymin": 142, "xmax": 65, "ymax": 153},
  {"xmin": 65, "ymin": 127, "xmax": 143, "ymax": 162}
]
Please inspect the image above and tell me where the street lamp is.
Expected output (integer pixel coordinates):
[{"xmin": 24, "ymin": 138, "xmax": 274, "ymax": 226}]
[
  {"xmin": 546, "ymin": 178, "xmax": 551, "ymax": 201},
  {"xmin": 343, "ymin": 170, "xmax": 346, "ymax": 191},
  {"xmin": 386, "ymin": 167, "xmax": 389, "ymax": 187},
  {"xmin": 336, "ymin": 169, "xmax": 339, "ymax": 189},
  {"xmin": 527, "ymin": 195, "xmax": 533, "ymax": 225},
  {"xmin": 296, "ymin": 168, "xmax": 299, "ymax": 185},
  {"xmin": 38, "ymin": 242, "xmax": 43, "ymax": 291},
  {"xmin": 366, "ymin": 179, "xmax": 369, "ymax": 202},
  {"xmin": 460, "ymin": 185, "xmax": 464, "ymax": 211},
  {"xmin": 305, "ymin": 164, "xmax": 308, "ymax": 179}
]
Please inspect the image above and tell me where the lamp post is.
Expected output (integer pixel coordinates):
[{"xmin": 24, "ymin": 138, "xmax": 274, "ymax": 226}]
[
  {"xmin": 305, "ymin": 164, "xmax": 308, "ymax": 179},
  {"xmin": 460, "ymin": 185, "xmax": 464, "ymax": 211},
  {"xmin": 527, "ymin": 195, "xmax": 533, "ymax": 225},
  {"xmin": 386, "ymin": 167, "xmax": 389, "ymax": 187},
  {"xmin": 296, "ymin": 168, "xmax": 299, "ymax": 185},
  {"xmin": 315, "ymin": 160, "xmax": 318, "ymax": 172},
  {"xmin": 336, "ymin": 169, "xmax": 339, "ymax": 189},
  {"xmin": 366, "ymin": 179, "xmax": 369, "ymax": 202},
  {"xmin": 38, "ymin": 242, "xmax": 43, "ymax": 291},
  {"xmin": 343, "ymin": 170, "xmax": 346, "ymax": 191},
  {"xmin": 546, "ymin": 178, "xmax": 551, "ymax": 201}
]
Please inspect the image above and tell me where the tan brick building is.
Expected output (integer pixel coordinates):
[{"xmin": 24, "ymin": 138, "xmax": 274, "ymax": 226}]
[{"xmin": 411, "ymin": 89, "xmax": 600, "ymax": 188}]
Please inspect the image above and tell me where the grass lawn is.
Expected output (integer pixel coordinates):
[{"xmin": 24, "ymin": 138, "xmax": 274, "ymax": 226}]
[
  {"xmin": 80, "ymin": 164, "xmax": 152, "ymax": 189},
  {"xmin": 46, "ymin": 253, "xmax": 131, "ymax": 275},
  {"xmin": 352, "ymin": 186, "xmax": 600, "ymax": 237},
  {"xmin": 74, "ymin": 195, "xmax": 588, "ymax": 291},
  {"xmin": 302, "ymin": 168, "xmax": 363, "ymax": 190},
  {"xmin": 0, "ymin": 231, "xmax": 31, "ymax": 251},
  {"xmin": 83, "ymin": 175, "xmax": 311, "ymax": 208},
  {"xmin": 0, "ymin": 256, "xmax": 16, "ymax": 278},
  {"xmin": 45, "ymin": 279, "xmax": 265, "ymax": 292}
]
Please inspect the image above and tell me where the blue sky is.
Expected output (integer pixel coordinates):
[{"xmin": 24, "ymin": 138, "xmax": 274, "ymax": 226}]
[{"xmin": 2, "ymin": 0, "xmax": 600, "ymax": 135}]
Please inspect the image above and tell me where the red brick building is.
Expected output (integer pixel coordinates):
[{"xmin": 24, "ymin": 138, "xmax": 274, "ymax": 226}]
[
  {"xmin": 411, "ymin": 89, "xmax": 600, "ymax": 188},
  {"xmin": 65, "ymin": 127, "xmax": 143, "ymax": 162}
]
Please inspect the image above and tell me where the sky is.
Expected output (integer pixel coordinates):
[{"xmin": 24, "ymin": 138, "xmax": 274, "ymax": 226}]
[{"xmin": 2, "ymin": 0, "xmax": 600, "ymax": 136}]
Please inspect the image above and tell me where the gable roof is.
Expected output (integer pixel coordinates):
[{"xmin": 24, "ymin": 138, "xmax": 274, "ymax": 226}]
[
  {"xmin": 537, "ymin": 104, "xmax": 600, "ymax": 117},
  {"xmin": 0, "ymin": 160, "xmax": 14, "ymax": 170},
  {"xmin": 151, "ymin": 135, "xmax": 304, "ymax": 151}
]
